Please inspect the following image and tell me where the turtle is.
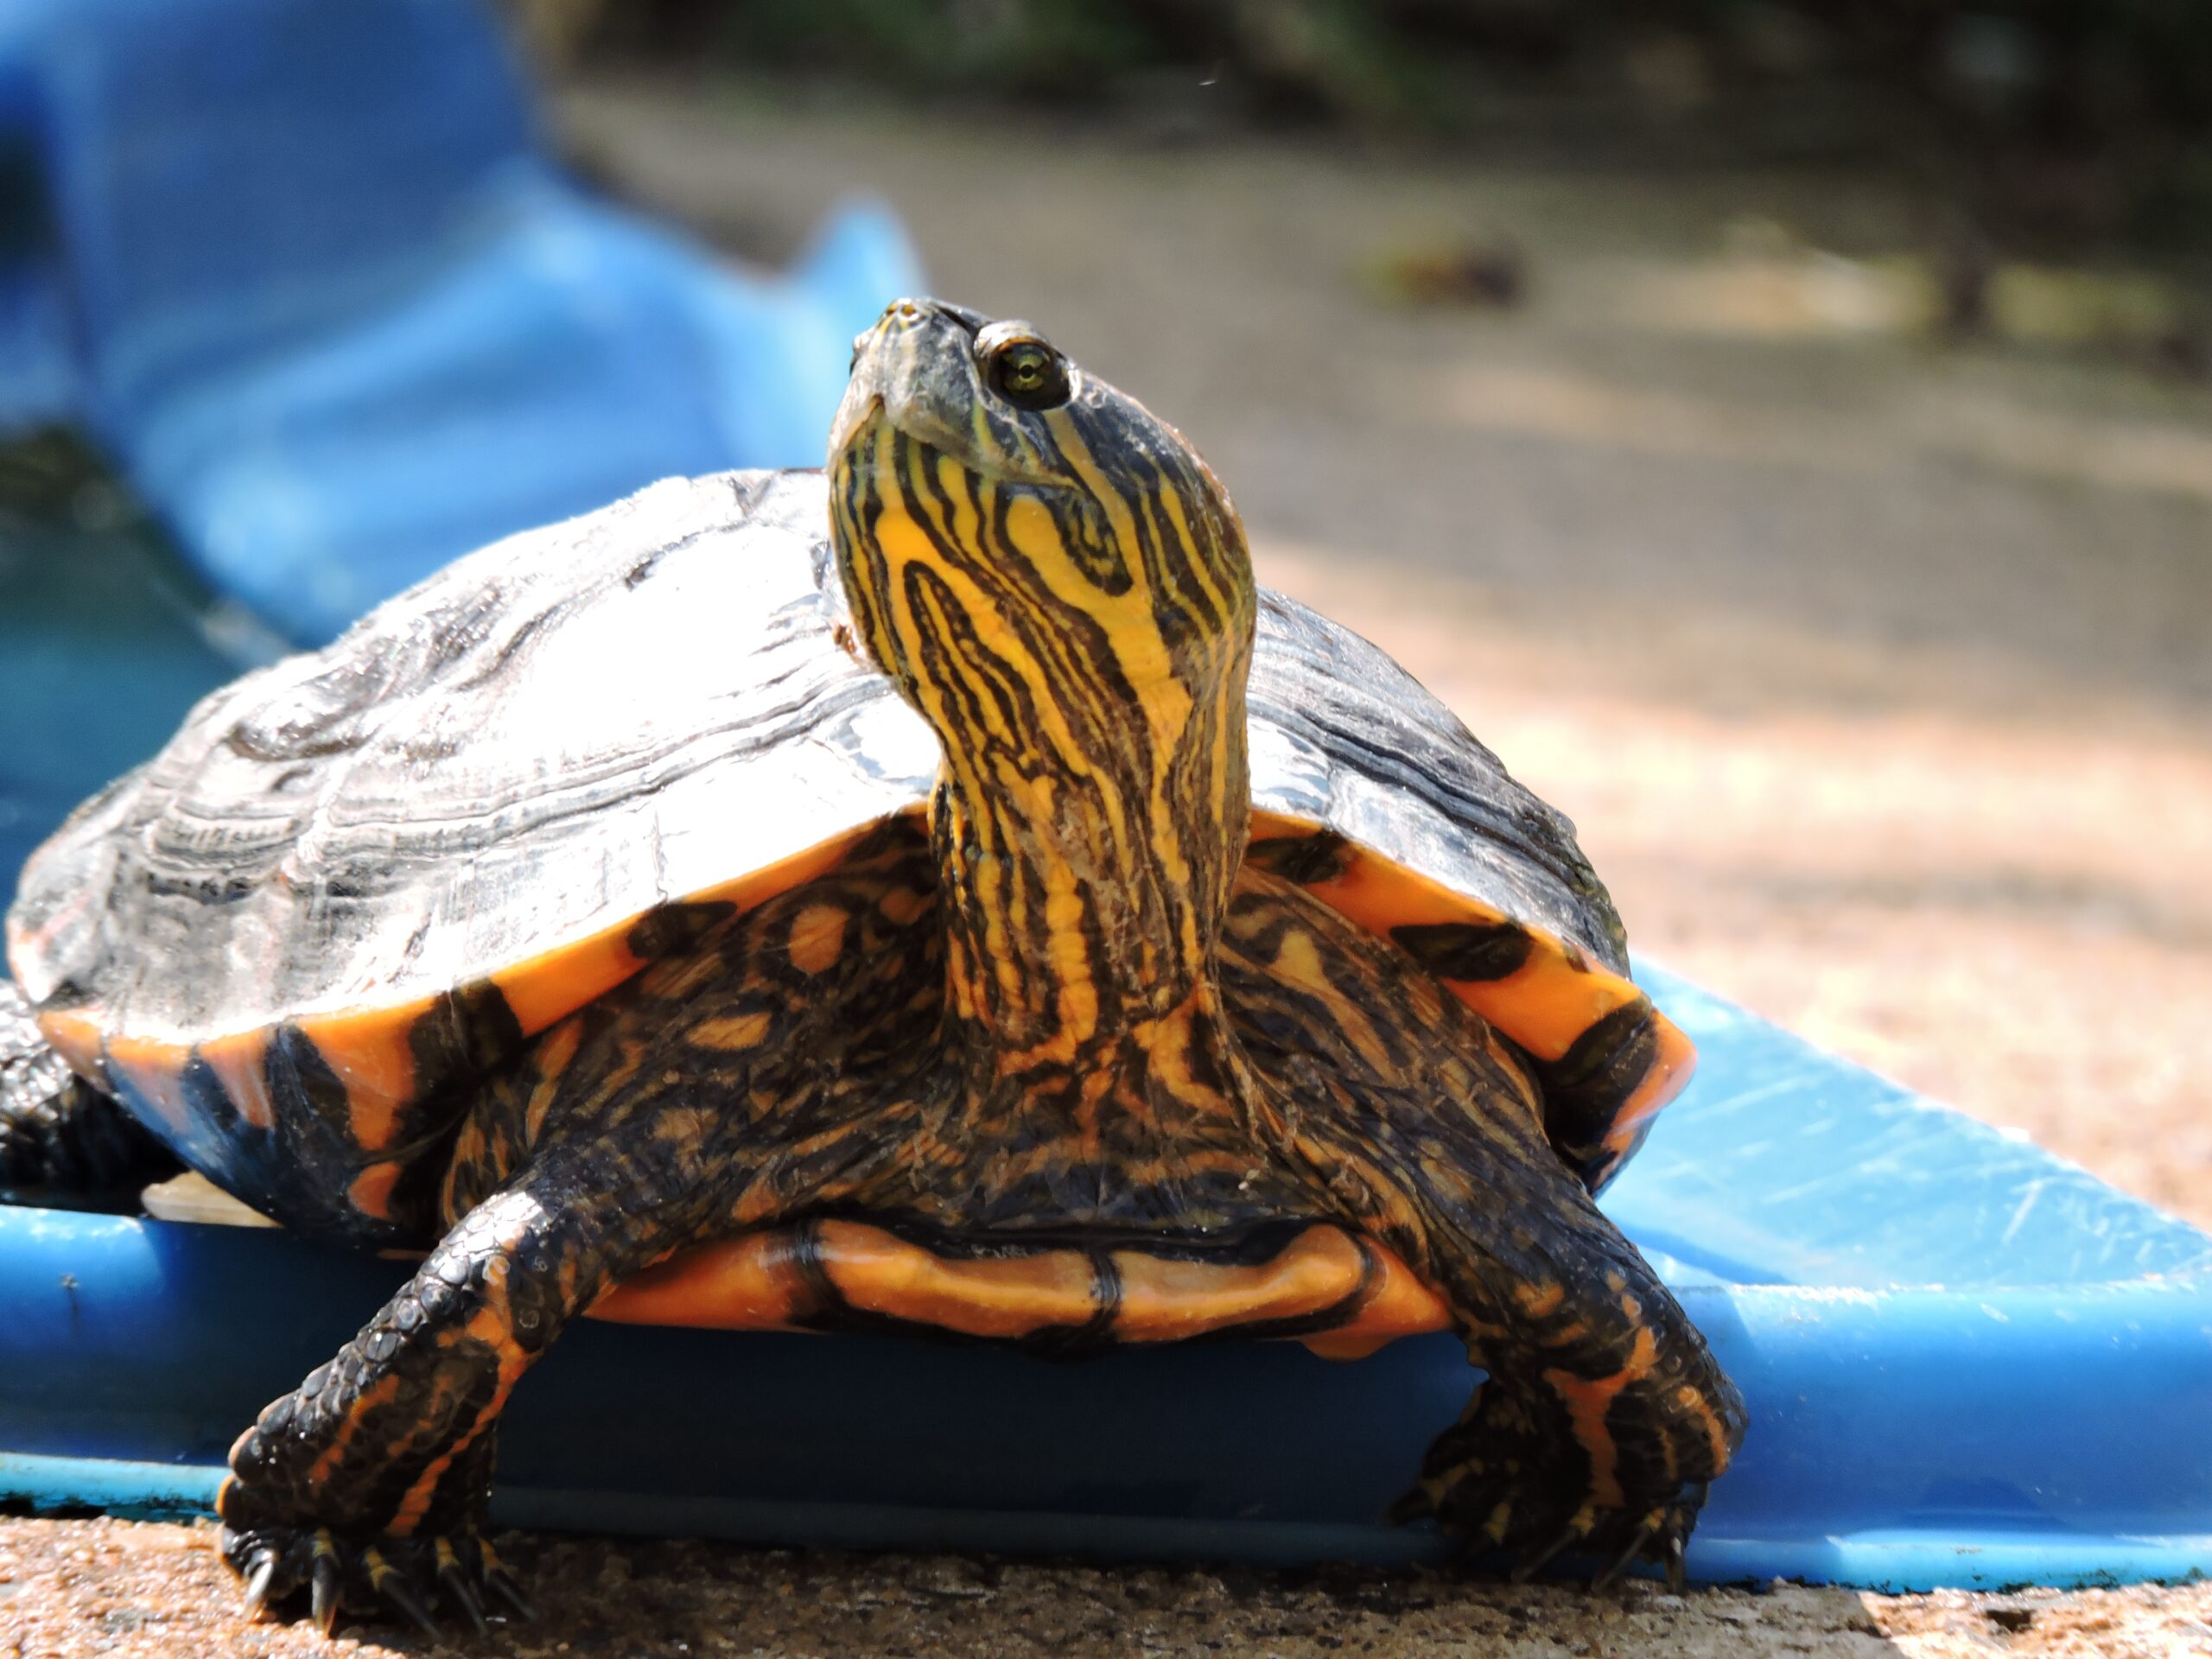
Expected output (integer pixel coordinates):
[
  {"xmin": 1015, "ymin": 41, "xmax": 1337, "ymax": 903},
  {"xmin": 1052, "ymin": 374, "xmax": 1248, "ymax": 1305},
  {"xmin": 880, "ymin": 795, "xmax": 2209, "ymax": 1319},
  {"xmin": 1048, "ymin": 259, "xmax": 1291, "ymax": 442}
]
[{"xmin": 2, "ymin": 298, "xmax": 1745, "ymax": 1633}]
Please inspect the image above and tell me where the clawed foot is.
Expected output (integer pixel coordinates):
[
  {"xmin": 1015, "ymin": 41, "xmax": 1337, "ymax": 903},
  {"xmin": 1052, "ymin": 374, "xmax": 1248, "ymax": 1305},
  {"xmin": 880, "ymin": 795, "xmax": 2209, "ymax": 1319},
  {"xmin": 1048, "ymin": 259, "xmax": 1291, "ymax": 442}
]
[
  {"xmin": 1509, "ymin": 1484, "xmax": 1704, "ymax": 1593},
  {"xmin": 1392, "ymin": 1382, "xmax": 1718, "ymax": 1592},
  {"xmin": 1395, "ymin": 1465, "xmax": 1707, "ymax": 1592},
  {"xmin": 222, "ymin": 1522, "xmax": 532, "ymax": 1637}
]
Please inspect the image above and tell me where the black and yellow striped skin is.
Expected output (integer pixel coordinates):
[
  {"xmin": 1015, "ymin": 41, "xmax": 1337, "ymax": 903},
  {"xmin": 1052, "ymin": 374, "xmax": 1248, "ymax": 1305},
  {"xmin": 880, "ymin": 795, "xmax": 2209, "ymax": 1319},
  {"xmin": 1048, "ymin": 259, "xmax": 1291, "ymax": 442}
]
[
  {"xmin": 217, "ymin": 811, "xmax": 1738, "ymax": 1619},
  {"xmin": 828, "ymin": 301, "xmax": 1268, "ymax": 1230},
  {"xmin": 1241, "ymin": 820, "xmax": 1692, "ymax": 1192},
  {"xmin": 18, "ymin": 797, "xmax": 1685, "ymax": 1243},
  {"xmin": 815, "ymin": 299, "xmax": 1738, "ymax": 1571},
  {"xmin": 7, "ymin": 301, "xmax": 1742, "ymax": 1629}
]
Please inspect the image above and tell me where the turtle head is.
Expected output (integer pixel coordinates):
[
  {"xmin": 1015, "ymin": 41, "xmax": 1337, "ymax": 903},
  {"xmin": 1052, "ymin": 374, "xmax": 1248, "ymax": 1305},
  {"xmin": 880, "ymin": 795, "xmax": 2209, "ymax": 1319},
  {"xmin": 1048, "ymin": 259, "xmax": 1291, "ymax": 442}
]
[
  {"xmin": 830, "ymin": 297, "xmax": 1088, "ymax": 492},
  {"xmin": 828, "ymin": 297, "xmax": 1255, "ymax": 721},
  {"xmin": 831, "ymin": 296, "xmax": 1234, "ymax": 505}
]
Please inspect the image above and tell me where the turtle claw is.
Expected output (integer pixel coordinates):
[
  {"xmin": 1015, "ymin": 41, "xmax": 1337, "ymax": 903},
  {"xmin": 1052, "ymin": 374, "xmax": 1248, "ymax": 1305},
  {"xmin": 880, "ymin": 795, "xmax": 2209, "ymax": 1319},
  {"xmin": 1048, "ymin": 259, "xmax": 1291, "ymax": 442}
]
[
  {"xmin": 481, "ymin": 1559, "xmax": 536, "ymax": 1622},
  {"xmin": 1581, "ymin": 1488, "xmax": 1701, "ymax": 1592},
  {"xmin": 222, "ymin": 1520, "xmax": 526, "ymax": 1634},
  {"xmin": 1510, "ymin": 1517, "xmax": 1586, "ymax": 1584},
  {"xmin": 367, "ymin": 1550, "xmax": 439, "ymax": 1639},
  {"xmin": 1590, "ymin": 1515, "xmax": 1660, "ymax": 1591},
  {"xmin": 308, "ymin": 1538, "xmax": 342, "ymax": 1636},
  {"xmin": 239, "ymin": 1551, "xmax": 281, "ymax": 1618},
  {"xmin": 1654, "ymin": 1483, "xmax": 1705, "ymax": 1594},
  {"xmin": 1398, "ymin": 1380, "xmax": 1719, "ymax": 1592},
  {"xmin": 438, "ymin": 1559, "xmax": 491, "ymax": 1636}
]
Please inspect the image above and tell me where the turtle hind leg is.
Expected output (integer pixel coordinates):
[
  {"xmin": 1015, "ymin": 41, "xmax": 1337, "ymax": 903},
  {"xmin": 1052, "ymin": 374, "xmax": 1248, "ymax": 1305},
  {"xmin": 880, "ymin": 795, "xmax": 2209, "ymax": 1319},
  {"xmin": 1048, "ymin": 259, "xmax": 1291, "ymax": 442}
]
[
  {"xmin": 1220, "ymin": 871, "xmax": 1745, "ymax": 1587},
  {"xmin": 0, "ymin": 978, "xmax": 176, "ymax": 1197}
]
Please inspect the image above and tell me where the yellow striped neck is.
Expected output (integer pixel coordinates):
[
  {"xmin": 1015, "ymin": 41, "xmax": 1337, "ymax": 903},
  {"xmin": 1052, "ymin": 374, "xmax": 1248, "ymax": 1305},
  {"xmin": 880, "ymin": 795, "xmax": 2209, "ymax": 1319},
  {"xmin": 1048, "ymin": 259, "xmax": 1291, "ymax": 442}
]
[{"xmin": 831, "ymin": 411, "xmax": 1255, "ymax": 1116}]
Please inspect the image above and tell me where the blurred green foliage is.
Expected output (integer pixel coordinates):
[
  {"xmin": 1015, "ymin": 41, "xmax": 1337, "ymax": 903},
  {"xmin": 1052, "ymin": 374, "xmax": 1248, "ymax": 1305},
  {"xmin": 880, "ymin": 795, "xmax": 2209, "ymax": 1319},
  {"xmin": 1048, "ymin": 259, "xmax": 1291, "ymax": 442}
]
[
  {"xmin": 696, "ymin": 0, "xmax": 1160, "ymax": 99},
  {"xmin": 543, "ymin": 1, "xmax": 2212, "ymax": 253}
]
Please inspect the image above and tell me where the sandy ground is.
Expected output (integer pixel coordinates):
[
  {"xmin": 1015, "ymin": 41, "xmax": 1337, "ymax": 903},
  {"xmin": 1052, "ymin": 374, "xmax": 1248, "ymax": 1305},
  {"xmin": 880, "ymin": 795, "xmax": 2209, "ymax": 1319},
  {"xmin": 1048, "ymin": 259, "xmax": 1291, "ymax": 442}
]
[
  {"xmin": 6, "ymin": 1519, "xmax": 2212, "ymax": 1659},
  {"xmin": 7, "ymin": 78, "xmax": 2212, "ymax": 1659}
]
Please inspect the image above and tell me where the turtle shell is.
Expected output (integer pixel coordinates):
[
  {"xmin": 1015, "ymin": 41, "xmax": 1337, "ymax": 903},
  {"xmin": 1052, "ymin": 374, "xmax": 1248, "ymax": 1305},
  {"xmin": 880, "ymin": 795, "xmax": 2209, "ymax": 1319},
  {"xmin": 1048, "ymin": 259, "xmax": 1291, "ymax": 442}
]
[{"xmin": 6, "ymin": 469, "xmax": 1689, "ymax": 1236}]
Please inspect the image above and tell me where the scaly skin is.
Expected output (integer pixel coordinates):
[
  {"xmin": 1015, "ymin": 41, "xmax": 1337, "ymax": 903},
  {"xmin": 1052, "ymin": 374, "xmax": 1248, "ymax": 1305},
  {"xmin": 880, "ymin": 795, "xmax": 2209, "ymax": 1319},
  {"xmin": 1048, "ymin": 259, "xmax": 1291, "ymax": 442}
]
[
  {"xmin": 215, "ymin": 827, "xmax": 943, "ymax": 1631},
  {"xmin": 830, "ymin": 300, "xmax": 1743, "ymax": 1576},
  {"xmin": 1218, "ymin": 878, "xmax": 1742, "ymax": 1580},
  {"xmin": 0, "ymin": 296, "xmax": 1745, "ymax": 1632},
  {"xmin": 215, "ymin": 820, "xmax": 1740, "ymax": 1625}
]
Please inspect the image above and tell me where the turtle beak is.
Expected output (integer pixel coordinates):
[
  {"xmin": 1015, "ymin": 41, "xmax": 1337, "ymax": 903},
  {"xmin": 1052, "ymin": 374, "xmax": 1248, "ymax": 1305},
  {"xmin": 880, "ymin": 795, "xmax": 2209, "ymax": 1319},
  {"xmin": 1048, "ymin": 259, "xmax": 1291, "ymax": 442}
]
[
  {"xmin": 829, "ymin": 304, "xmax": 906, "ymax": 465},
  {"xmin": 828, "ymin": 380, "xmax": 887, "ymax": 471},
  {"xmin": 830, "ymin": 299, "xmax": 979, "ymax": 469}
]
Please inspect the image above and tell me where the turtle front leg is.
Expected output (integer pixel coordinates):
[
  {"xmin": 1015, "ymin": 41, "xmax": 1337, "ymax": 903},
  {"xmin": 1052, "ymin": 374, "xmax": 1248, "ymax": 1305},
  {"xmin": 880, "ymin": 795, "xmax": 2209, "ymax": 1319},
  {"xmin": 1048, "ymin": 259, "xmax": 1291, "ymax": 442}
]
[
  {"xmin": 218, "ymin": 1156, "xmax": 704, "ymax": 1634},
  {"xmin": 1303, "ymin": 1109, "xmax": 1743, "ymax": 1586},
  {"xmin": 218, "ymin": 824, "xmax": 941, "ymax": 1633},
  {"xmin": 1223, "ymin": 876, "xmax": 1745, "ymax": 1586},
  {"xmin": 1382, "ymin": 1227, "xmax": 1740, "ymax": 1588}
]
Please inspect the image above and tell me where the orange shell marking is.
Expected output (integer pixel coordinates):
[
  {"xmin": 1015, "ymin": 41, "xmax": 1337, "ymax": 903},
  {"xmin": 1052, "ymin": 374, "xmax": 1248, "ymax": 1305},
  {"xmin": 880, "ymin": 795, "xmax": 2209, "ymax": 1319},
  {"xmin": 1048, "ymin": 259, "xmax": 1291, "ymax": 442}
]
[
  {"xmin": 33, "ymin": 1008, "xmax": 107, "ymax": 1082},
  {"xmin": 491, "ymin": 827, "xmax": 877, "ymax": 1037},
  {"xmin": 1246, "ymin": 810, "xmax": 1697, "ymax": 1147},
  {"xmin": 589, "ymin": 1221, "xmax": 1452, "ymax": 1359},
  {"xmin": 99, "ymin": 1033, "xmax": 200, "ymax": 1140},
  {"xmin": 196, "ymin": 1028, "xmax": 275, "ymax": 1133},
  {"xmin": 25, "ymin": 810, "xmax": 1688, "ymax": 1240},
  {"xmin": 293, "ymin": 1000, "xmax": 429, "ymax": 1154}
]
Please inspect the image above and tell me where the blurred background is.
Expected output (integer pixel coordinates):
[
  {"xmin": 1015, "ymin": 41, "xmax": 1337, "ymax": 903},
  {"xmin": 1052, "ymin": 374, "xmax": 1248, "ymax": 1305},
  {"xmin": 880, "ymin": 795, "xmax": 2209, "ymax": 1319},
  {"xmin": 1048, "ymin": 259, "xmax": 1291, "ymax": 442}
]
[{"xmin": 3, "ymin": 0, "xmax": 2209, "ymax": 1240}]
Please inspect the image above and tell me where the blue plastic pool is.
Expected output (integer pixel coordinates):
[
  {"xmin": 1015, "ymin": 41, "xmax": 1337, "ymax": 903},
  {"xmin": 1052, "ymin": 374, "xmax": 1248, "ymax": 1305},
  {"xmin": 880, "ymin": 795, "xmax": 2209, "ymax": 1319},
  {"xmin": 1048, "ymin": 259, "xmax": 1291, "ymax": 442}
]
[{"xmin": 0, "ymin": 0, "xmax": 922, "ymax": 643}]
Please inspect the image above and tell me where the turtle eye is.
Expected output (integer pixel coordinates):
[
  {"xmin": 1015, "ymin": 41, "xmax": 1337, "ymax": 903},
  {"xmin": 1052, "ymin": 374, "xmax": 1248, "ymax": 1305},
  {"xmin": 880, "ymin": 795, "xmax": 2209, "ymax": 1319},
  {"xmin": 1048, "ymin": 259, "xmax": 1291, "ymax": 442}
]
[{"xmin": 982, "ymin": 335, "xmax": 1071, "ymax": 411}]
